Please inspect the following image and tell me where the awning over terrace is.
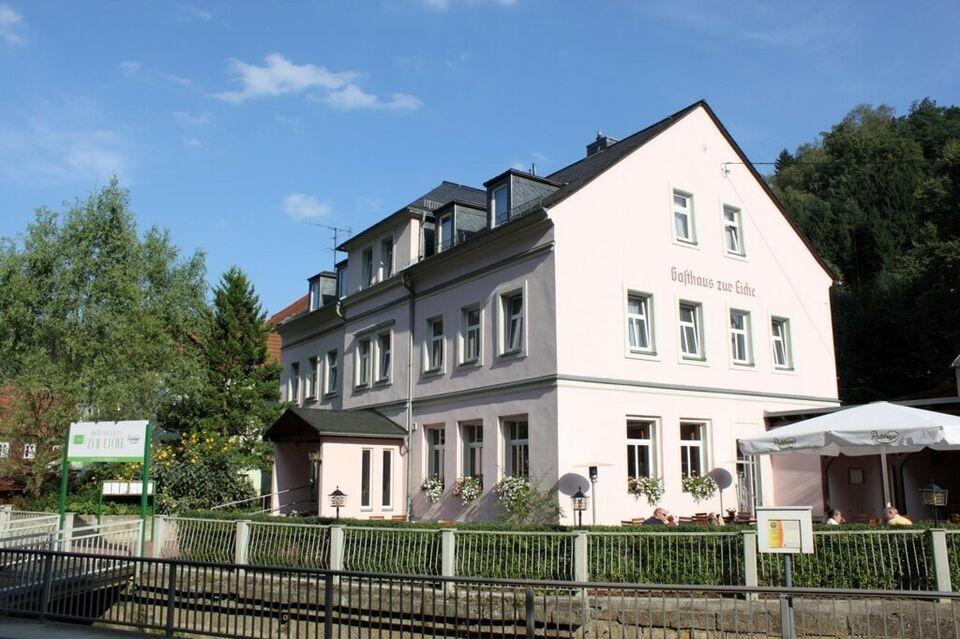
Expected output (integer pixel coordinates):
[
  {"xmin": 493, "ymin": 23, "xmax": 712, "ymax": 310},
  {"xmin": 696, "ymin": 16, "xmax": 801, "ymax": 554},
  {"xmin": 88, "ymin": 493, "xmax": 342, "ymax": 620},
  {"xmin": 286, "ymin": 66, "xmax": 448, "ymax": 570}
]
[
  {"xmin": 264, "ymin": 407, "xmax": 407, "ymax": 443},
  {"xmin": 740, "ymin": 401, "xmax": 960, "ymax": 508}
]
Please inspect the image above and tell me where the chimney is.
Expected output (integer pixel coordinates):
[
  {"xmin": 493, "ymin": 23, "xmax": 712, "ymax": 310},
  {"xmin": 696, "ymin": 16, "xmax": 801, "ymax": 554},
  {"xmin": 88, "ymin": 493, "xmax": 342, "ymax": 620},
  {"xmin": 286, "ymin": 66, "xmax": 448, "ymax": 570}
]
[{"xmin": 586, "ymin": 130, "xmax": 619, "ymax": 157}]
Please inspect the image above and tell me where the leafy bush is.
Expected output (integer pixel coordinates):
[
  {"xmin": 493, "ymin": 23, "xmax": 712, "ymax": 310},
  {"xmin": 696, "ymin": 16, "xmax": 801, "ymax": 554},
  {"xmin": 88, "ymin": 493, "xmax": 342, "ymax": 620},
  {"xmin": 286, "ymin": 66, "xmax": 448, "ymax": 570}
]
[{"xmin": 493, "ymin": 476, "xmax": 563, "ymax": 525}]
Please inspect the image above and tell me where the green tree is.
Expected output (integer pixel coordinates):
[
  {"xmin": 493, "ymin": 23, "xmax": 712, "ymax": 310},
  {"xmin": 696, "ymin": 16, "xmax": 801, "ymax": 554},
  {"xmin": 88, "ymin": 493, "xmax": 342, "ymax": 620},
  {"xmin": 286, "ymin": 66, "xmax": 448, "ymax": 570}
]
[
  {"xmin": 155, "ymin": 267, "xmax": 281, "ymax": 510},
  {"xmin": 771, "ymin": 100, "xmax": 960, "ymax": 402},
  {"xmin": 0, "ymin": 180, "xmax": 206, "ymax": 495}
]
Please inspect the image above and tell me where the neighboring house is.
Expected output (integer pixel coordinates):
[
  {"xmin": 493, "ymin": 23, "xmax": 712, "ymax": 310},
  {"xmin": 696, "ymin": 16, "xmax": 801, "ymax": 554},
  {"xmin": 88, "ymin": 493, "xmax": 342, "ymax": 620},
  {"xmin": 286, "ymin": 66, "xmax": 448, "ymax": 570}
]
[
  {"xmin": 267, "ymin": 294, "xmax": 310, "ymax": 365},
  {"xmin": 269, "ymin": 100, "xmax": 839, "ymax": 524}
]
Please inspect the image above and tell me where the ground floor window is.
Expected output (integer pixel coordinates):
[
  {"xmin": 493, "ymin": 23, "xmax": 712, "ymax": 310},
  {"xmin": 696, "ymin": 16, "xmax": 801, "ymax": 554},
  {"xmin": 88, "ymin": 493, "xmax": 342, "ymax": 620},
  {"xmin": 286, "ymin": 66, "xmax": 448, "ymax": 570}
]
[
  {"xmin": 382, "ymin": 450, "xmax": 393, "ymax": 509},
  {"xmin": 361, "ymin": 448, "xmax": 372, "ymax": 508},
  {"xmin": 503, "ymin": 419, "xmax": 529, "ymax": 478},
  {"xmin": 680, "ymin": 422, "xmax": 706, "ymax": 480},
  {"xmin": 461, "ymin": 422, "xmax": 483, "ymax": 478},
  {"xmin": 426, "ymin": 426, "xmax": 445, "ymax": 483},
  {"xmin": 626, "ymin": 419, "xmax": 656, "ymax": 482}
]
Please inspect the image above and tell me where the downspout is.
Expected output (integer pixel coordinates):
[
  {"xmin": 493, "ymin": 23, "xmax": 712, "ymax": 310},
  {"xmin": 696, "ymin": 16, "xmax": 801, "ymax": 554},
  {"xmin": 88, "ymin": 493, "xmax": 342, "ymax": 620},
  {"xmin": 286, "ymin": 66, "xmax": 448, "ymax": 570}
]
[{"xmin": 401, "ymin": 270, "xmax": 416, "ymax": 520}]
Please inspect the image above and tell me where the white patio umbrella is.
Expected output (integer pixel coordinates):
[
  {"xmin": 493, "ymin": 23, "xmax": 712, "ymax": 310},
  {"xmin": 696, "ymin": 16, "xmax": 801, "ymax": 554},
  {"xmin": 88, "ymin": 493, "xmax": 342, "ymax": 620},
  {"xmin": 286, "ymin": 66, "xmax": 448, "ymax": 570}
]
[{"xmin": 739, "ymin": 401, "xmax": 960, "ymax": 507}]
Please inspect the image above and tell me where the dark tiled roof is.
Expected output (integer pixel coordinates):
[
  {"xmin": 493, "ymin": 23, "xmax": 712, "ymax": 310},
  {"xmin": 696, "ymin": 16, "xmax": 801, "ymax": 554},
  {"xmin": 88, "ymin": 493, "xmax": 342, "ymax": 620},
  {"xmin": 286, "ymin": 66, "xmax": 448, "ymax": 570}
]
[
  {"xmin": 543, "ymin": 101, "xmax": 704, "ymax": 208},
  {"xmin": 407, "ymin": 181, "xmax": 486, "ymax": 209},
  {"xmin": 264, "ymin": 407, "xmax": 406, "ymax": 441}
]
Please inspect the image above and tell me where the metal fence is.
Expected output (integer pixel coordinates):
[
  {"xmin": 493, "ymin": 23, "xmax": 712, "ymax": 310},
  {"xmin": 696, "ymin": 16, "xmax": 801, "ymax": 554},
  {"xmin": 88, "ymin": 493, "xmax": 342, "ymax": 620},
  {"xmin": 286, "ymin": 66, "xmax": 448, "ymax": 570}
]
[
  {"xmin": 589, "ymin": 530, "xmax": 745, "ymax": 585},
  {"xmin": 342, "ymin": 526, "xmax": 442, "ymax": 575},
  {"xmin": 456, "ymin": 529, "xmax": 575, "ymax": 580},
  {"xmin": 0, "ymin": 546, "xmax": 958, "ymax": 638},
  {"xmin": 157, "ymin": 516, "xmax": 960, "ymax": 592}
]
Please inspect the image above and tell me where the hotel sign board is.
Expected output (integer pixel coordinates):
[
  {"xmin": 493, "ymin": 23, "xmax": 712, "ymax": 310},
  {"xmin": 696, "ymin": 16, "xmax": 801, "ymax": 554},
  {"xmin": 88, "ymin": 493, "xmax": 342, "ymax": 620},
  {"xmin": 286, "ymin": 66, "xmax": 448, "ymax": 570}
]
[
  {"xmin": 756, "ymin": 507, "xmax": 814, "ymax": 554},
  {"xmin": 66, "ymin": 421, "xmax": 149, "ymax": 462}
]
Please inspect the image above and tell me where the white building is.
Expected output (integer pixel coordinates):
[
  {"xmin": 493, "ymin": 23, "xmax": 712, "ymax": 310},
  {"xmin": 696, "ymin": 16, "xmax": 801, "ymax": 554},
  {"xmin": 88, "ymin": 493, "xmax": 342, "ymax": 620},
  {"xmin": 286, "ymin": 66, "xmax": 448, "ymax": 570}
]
[{"xmin": 268, "ymin": 100, "xmax": 839, "ymax": 524}]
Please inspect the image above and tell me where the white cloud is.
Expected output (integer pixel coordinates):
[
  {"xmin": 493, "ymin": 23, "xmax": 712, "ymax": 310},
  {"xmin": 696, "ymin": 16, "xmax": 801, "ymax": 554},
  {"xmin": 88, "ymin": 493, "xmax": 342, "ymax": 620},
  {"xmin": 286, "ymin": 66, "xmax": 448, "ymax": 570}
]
[
  {"xmin": 422, "ymin": 0, "xmax": 516, "ymax": 10},
  {"xmin": 0, "ymin": 119, "xmax": 127, "ymax": 185},
  {"xmin": 322, "ymin": 85, "xmax": 422, "ymax": 112},
  {"xmin": 213, "ymin": 53, "xmax": 422, "ymax": 112},
  {"xmin": 283, "ymin": 193, "xmax": 331, "ymax": 220},
  {"xmin": 176, "ymin": 4, "xmax": 212, "ymax": 22},
  {"xmin": 119, "ymin": 61, "xmax": 141, "ymax": 76},
  {"xmin": 214, "ymin": 53, "xmax": 358, "ymax": 103},
  {"xmin": 182, "ymin": 136, "xmax": 202, "ymax": 149},
  {"xmin": 172, "ymin": 110, "xmax": 212, "ymax": 127},
  {"xmin": 161, "ymin": 72, "xmax": 200, "ymax": 90},
  {"xmin": 0, "ymin": 3, "xmax": 25, "ymax": 45}
]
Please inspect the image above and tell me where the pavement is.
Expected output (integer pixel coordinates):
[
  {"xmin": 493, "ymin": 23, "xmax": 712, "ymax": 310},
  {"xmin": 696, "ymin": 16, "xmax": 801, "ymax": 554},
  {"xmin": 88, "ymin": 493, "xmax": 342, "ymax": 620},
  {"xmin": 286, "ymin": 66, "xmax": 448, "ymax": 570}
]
[{"xmin": 0, "ymin": 618, "xmax": 150, "ymax": 638}]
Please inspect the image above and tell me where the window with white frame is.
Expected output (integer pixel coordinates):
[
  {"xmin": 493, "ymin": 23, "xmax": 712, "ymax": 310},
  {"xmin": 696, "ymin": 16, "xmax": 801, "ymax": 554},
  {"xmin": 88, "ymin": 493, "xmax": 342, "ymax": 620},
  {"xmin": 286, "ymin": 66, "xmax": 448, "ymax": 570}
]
[
  {"xmin": 309, "ymin": 278, "xmax": 322, "ymax": 311},
  {"xmin": 426, "ymin": 317, "xmax": 444, "ymax": 372},
  {"xmin": 461, "ymin": 306, "xmax": 481, "ymax": 364},
  {"xmin": 492, "ymin": 185, "xmax": 509, "ymax": 225},
  {"xmin": 380, "ymin": 237, "xmax": 394, "ymax": 279},
  {"xmin": 336, "ymin": 263, "xmax": 348, "ymax": 299},
  {"xmin": 627, "ymin": 293, "xmax": 654, "ymax": 353},
  {"xmin": 362, "ymin": 247, "xmax": 374, "ymax": 287},
  {"xmin": 672, "ymin": 190, "xmax": 695, "ymax": 243},
  {"xmin": 679, "ymin": 422, "xmax": 706, "ymax": 479},
  {"xmin": 305, "ymin": 356, "xmax": 318, "ymax": 399},
  {"xmin": 289, "ymin": 362, "xmax": 300, "ymax": 402},
  {"xmin": 771, "ymin": 317, "xmax": 793, "ymax": 369},
  {"xmin": 678, "ymin": 302, "xmax": 703, "ymax": 359},
  {"xmin": 438, "ymin": 214, "xmax": 454, "ymax": 251},
  {"xmin": 503, "ymin": 419, "xmax": 529, "ymax": 478},
  {"xmin": 0, "ymin": 442, "xmax": 8, "ymax": 458},
  {"xmin": 324, "ymin": 349, "xmax": 339, "ymax": 395},
  {"xmin": 375, "ymin": 331, "xmax": 391, "ymax": 383},
  {"xmin": 23, "ymin": 443, "xmax": 36, "ymax": 460},
  {"xmin": 500, "ymin": 290, "xmax": 523, "ymax": 355},
  {"xmin": 461, "ymin": 422, "xmax": 483, "ymax": 478},
  {"xmin": 382, "ymin": 450, "xmax": 393, "ymax": 509},
  {"xmin": 729, "ymin": 309, "xmax": 753, "ymax": 365},
  {"xmin": 426, "ymin": 426, "xmax": 445, "ymax": 482},
  {"xmin": 360, "ymin": 448, "xmax": 371, "ymax": 508},
  {"xmin": 626, "ymin": 420, "xmax": 656, "ymax": 482},
  {"xmin": 356, "ymin": 338, "xmax": 371, "ymax": 387},
  {"xmin": 723, "ymin": 205, "xmax": 745, "ymax": 256}
]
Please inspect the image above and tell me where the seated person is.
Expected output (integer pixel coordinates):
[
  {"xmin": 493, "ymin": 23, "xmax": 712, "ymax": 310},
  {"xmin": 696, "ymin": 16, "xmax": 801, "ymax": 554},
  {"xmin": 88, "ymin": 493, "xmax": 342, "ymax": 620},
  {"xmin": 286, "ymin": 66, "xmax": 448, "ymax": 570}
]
[
  {"xmin": 825, "ymin": 509, "xmax": 844, "ymax": 525},
  {"xmin": 643, "ymin": 507, "xmax": 674, "ymax": 526},
  {"xmin": 883, "ymin": 507, "xmax": 912, "ymax": 526}
]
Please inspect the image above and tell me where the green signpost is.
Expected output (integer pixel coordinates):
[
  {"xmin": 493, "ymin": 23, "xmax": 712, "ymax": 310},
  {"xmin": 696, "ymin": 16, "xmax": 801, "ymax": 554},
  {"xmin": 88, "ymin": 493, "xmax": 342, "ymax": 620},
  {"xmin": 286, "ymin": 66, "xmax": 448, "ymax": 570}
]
[{"xmin": 58, "ymin": 420, "xmax": 153, "ymax": 555}]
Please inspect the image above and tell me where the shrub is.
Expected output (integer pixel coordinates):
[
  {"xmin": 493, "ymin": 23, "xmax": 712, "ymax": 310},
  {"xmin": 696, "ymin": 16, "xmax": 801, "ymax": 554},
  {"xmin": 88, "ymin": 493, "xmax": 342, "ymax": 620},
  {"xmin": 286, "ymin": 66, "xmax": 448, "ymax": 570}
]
[
  {"xmin": 493, "ymin": 475, "xmax": 563, "ymax": 525},
  {"xmin": 420, "ymin": 477, "xmax": 444, "ymax": 504}
]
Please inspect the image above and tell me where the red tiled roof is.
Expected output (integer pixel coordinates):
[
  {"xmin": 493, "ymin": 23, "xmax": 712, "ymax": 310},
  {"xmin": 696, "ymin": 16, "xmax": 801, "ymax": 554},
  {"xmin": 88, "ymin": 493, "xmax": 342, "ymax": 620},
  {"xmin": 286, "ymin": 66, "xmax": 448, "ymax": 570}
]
[{"xmin": 266, "ymin": 294, "xmax": 309, "ymax": 364}]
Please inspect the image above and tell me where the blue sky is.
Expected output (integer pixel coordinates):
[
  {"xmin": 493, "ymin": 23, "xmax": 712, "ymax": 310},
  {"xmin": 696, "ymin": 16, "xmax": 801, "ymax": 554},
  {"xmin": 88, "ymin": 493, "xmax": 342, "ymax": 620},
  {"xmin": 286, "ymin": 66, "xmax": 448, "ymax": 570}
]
[{"xmin": 1, "ymin": 2, "xmax": 958, "ymax": 314}]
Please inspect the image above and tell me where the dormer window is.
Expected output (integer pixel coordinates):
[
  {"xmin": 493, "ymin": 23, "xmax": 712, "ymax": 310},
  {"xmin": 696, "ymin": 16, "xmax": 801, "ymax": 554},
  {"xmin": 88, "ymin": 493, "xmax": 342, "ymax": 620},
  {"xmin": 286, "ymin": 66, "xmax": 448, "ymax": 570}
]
[
  {"xmin": 492, "ymin": 185, "xmax": 509, "ymax": 226},
  {"xmin": 308, "ymin": 278, "xmax": 322, "ymax": 311},
  {"xmin": 380, "ymin": 237, "xmax": 394, "ymax": 278},
  {"xmin": 362, "ymin": 247, "xmax": 374, "ymax": 287},
  {"xmin": 438, "ymin": 214, "xmax": 454, "ymax": 252}
]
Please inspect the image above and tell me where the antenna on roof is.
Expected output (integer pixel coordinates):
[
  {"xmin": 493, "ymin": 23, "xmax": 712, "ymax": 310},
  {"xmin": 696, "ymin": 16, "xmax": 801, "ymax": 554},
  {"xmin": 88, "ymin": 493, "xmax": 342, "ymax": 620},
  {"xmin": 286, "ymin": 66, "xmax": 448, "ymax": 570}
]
[
  {"xmin": 302, "ymin": 222, "xmax": 352, "ymax": 269},
  {"xmin": 530, "ymin": 163, "xmax": 536, "ymax": 176}
]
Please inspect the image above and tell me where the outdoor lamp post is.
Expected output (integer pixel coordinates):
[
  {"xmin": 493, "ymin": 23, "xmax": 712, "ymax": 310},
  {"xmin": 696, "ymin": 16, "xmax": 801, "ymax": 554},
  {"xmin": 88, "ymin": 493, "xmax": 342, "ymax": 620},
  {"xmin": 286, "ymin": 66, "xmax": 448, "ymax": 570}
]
[
  {"xmin": 329, "ymin": 486, "xmax": 347, "ymax": 520},
  {"xmin": 919, "ymin": 481, "xmax": 949, "ymax": 525},
  {"xmin": 588, "ymin": 465, "xmax": 599, "ymax": 525},
  {"xmin": 572, "ymin": 486, "xmax": 588, "ymax": 528}
]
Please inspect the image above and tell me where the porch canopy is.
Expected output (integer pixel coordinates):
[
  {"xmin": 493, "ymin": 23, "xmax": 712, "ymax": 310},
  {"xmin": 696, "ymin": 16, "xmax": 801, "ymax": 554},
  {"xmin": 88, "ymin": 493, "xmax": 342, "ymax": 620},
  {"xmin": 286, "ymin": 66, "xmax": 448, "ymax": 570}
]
[
  {"xmin": 739, "ymin": 401, "xmax": 960, "ymax": 508},
  {"xmin": 264, "ymin": 407, "xmax": 407, "ymax": 442}
]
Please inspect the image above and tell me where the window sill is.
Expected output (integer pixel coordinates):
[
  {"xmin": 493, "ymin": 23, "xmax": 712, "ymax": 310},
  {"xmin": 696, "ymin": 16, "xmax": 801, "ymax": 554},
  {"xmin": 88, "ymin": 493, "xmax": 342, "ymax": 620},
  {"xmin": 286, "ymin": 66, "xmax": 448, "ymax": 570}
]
[
  {"xmin": 354, "ymin": 383, "xmax": 370, "ymax": 392},
  {"xmin": 679, "ymin": 355, "xmax": 708, "ymax": 367},
  {"xmin": 723, "ymin": 251, "xmax": 748, "ymax": 262},
  {"xmin": 422, "ymin": 368, "xmax": 444, "ymax": 378},
  {"xmin": 498, "ymin": 349, "xmax": 525, "ymax": 359},
  {"xmin": 731, "ymin": 361, "xmax": 757, "ymax": 370},
  {"xmin": 772, "ymin": 366, "xmax": 797, "ymax": 376},
  {"xmin": 626, "ymin": 349, "xmax": 659, "ymax": 361},
  {"xmin": 672, "ymin": 237, "xmax": 700, "ymax": 250},
  {"xmin": 304, "ymin": 395, "xmax": 317, "ymax": 402},
  {"xmin": 323, "ymin": 391, "xmax": 338, "ymax": 399},
  {"xmin": 374, "ymin": 379, "xmax": 391, "ymax": 387},
  {"xmin": 458, "ymin": 359, "xmax": 482, "ymax": 369}
]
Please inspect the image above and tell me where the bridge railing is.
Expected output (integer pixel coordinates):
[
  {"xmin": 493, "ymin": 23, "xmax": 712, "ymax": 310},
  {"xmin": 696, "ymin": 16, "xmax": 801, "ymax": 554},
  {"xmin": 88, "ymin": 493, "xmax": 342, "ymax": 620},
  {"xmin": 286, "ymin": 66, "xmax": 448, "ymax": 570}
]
[
  {"xmin": 0, "ymin": 546, "xmax": 958, "ymax": 639},
  {"xmin": 60, "ymin": 520, "xmax": 142, "ymax": 557}
]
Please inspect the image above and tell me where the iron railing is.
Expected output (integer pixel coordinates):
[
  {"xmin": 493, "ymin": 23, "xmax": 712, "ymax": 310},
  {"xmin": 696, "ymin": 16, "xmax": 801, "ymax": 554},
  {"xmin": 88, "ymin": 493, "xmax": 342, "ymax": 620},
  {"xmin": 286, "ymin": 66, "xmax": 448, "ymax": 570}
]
[{"xmin": 0, "ymin": 546, "xmax": 957, "ymax": 638}]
